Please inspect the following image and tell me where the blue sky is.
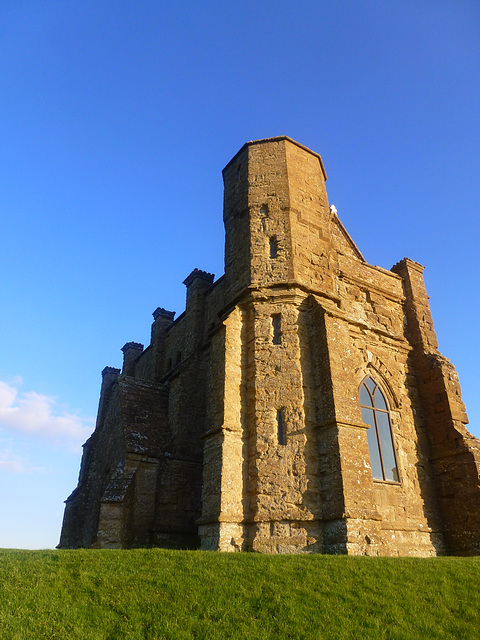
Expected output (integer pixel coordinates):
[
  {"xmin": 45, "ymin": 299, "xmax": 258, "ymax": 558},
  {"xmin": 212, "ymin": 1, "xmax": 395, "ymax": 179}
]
[{"xmin": 0, "ymin": 1, "xmax": 479, "ymax": 549}]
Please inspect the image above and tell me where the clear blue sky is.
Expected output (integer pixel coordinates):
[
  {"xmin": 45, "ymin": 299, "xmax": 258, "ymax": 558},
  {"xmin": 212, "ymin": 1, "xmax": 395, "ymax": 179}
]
[{"xmin": 0, "ymin": 1, "xmax": 479, "ymax": 549}]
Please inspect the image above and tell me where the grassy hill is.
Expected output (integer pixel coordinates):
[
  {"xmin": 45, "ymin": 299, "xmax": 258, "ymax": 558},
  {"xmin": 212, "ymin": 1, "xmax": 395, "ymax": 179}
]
[{"xmin": 0, "ymin": 549, "xmax": 479, "ymax": 639}]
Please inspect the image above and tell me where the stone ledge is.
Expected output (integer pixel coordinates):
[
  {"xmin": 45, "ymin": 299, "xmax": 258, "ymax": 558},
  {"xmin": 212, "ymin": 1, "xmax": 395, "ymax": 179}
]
[
  {"xmin": 152, "ymin": 307, "xmax": 175, "ymax": 321},
  {"xmin": 102, "ymin": 366, "xmax": 120, "ymax": 377},
  {"xmin": 121, "ymin": 341, "xmax": 144, "ymax": 353},
  {"xmin": 391, "ymin": 257, "xmax": 425, "ymax": 273},
  {"xmin": 183, "ymin": 268, "xmax": 215, "ymax": 287}
]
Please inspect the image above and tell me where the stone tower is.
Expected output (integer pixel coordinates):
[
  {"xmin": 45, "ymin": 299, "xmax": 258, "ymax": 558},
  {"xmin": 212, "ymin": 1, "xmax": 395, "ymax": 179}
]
[{"xmin": 60, "ymin": 137, "xmax": 480, "ymax": 555}]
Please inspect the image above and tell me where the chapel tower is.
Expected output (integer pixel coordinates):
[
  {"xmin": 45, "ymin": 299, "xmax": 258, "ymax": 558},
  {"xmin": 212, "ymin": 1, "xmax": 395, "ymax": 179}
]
[{"xmin": 201, "ymin": 138, "xmax": 393, "ymax": 553}]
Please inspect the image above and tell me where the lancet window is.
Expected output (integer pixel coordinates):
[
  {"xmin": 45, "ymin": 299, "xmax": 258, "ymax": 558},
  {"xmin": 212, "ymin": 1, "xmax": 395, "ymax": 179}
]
[
  {"xmin": 359, "ymin": 377, "xmax": 399, "ymax": 482},
  {"xmin": 272, "ymin": 314, "xmax": 281, "ymax": 345}
]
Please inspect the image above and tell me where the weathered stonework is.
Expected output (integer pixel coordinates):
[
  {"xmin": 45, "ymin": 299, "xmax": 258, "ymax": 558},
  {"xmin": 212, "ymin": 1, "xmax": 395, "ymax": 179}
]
[{"xmin": 59, "ymin": 137, "xmax": 480, "ymax": 556}]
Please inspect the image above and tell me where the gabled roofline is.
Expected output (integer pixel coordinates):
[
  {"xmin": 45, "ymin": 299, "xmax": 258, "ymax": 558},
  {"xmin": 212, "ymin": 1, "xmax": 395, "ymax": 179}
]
[
  {"xmin": 222, "ymin": 136, "xmax": 327, "ymax": 181},
  {"xmin": 332, "ymin": 211, "xmax": 366, "ymax": 262}
]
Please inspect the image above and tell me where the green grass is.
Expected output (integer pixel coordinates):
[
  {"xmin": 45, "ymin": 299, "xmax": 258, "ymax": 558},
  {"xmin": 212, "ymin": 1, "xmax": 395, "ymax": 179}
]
[{"xmin": 0, "ymin": 549, "xmax": 479, "ymax": 639}]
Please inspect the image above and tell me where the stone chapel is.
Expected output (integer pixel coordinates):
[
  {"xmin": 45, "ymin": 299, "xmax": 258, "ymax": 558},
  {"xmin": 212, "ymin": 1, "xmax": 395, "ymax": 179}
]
[{"xmin": 59, "ymin": 136, "xmax": 480, "ymax": 556}]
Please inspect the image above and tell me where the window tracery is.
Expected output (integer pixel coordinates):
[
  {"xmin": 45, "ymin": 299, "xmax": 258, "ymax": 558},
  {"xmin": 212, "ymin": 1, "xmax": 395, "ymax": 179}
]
[{"xmin": 360, "ymin": 377, "xmax": 399, "ymax": 482}]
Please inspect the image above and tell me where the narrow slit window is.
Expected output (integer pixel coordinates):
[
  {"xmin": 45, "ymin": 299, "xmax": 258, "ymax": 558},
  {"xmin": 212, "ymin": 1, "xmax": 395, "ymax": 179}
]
[
  {"xmin": 237, "ymin": 166, "xmax": 241, "ymax": 180},
  {"xmin": 260, "ymin": 205, "xmax": 269, "ymax": 233},
  {"xmin": 272, "ymin": 314, "xmax": 281, "ymax": 344},
  {"xmin": 269, "ymin": 237, "xmax": 278, "ymax": 258},
  {"xmin": 359, "ymin": 377, "xmax": 399, "ymax": 482},
  {"xmin": 277, "ymin": 410, "xmax": 285, "ymax": 445}
]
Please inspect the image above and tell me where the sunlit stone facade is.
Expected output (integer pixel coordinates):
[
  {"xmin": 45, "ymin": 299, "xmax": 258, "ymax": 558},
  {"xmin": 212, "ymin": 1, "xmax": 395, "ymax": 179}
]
[{"xmin": 60, "ymin": 137, "xmax": 480, "ymax": 555}]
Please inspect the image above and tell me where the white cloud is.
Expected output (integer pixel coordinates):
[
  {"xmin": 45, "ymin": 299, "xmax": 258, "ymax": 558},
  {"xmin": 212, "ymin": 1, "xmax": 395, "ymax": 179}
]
[
  {"xmin": 0, "ymin": 439, "xmax": 48, "ymax": 474},
  {"xmin": 0, "ymin": 459, "xmax": 26, "ymax": 472},
  {"xmin": 0, "ymin": 379, "xmax": 94, "ymax": 451},
  {"xmin": 0, "ymin": 457, "xmax": 39, "ymax": 473}
]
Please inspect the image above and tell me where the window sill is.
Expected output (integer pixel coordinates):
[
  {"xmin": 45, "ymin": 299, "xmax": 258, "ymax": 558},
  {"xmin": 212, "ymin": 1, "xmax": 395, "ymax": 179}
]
[{"xmin": 373, "ymin": 478, "xmax": 402, "ymax": 486}]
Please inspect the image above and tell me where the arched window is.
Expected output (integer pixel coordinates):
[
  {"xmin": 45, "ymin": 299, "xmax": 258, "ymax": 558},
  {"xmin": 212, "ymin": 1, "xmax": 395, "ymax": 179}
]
[{"xmin": 360, "ymin": 377, "xmax": 399, "ymax": 482}]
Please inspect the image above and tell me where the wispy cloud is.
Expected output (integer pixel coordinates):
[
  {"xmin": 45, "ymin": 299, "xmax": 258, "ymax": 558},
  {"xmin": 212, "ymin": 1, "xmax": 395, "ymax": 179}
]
[
  {"xmin": 0, "ymin": 438, "xmax": 49, "ymax": 474},
  {"xmin": 0, "ymin": 379, "xmax": 94, "ymax": 452},
  {"xmin": 0, "ymin": 456, "xmax": 43, "ymax": 474}
]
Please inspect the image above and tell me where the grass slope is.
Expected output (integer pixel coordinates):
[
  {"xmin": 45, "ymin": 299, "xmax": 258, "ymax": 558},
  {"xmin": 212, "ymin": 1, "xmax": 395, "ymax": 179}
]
[{"xmin": 0, "ymin": 549, "xmax": 479, "ymax": 639}]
